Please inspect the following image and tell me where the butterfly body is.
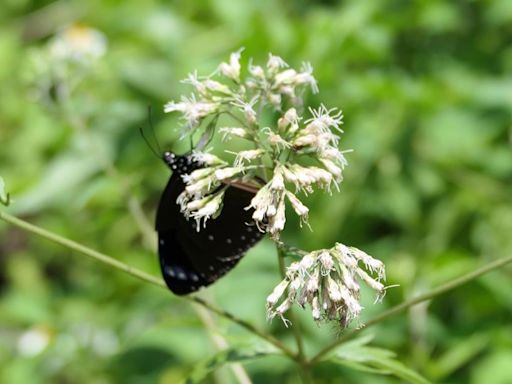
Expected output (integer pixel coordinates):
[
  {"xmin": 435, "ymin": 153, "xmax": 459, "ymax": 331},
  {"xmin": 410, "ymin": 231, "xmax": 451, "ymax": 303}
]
[{"xmin": 156, "ymin": 152, "xmax": 263, "ymax": 295}]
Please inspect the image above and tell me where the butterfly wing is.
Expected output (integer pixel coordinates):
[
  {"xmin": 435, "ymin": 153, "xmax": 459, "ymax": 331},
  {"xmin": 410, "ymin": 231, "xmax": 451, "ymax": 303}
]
[{"xmin": 156, "ymin": 172, "xmax": 263, "ymax": 295}]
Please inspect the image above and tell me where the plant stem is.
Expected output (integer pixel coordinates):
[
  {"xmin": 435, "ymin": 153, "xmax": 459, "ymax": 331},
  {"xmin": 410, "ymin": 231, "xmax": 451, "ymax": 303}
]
[
  {"xmin": 275, "ymin": 244, "xmax": 309, "ymax": 379},
  {"xmin": 310, "ymin": 253, "xmax": 512, "ymax": 364},
  {"xmin": 193, "ymin": 299, "xmax": 253, "ymax": 384},
  {"xmin": 60, "ymin": 101, "xmax": 253, "ymax": 382},
  {"xmin": 0, "ymin": 209, "xmax": 295, "ymax": 359}
]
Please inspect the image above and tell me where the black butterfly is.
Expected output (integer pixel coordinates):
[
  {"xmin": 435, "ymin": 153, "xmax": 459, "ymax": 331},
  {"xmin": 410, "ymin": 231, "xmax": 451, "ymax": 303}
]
[{"xmin": 156, "ymin": 151, "xmax": 264, "ymax": 295}]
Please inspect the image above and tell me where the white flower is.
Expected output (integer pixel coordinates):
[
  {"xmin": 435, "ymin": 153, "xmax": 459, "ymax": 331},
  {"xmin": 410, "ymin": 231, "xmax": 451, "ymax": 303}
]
[
  {"xmin": 273, "ymin": 62, "xmax": 319, "ymax": 95},
  {"xmin": 268, "ymin": 93, "xmax": 282, "ymax": 108},
  {"xmin": 50, "ymin": 24, "xmax": 107, "ymax": 62},
  {"xmin": 267, "ymin": 279, "xmax": 289, "ymax": 306},
  {"xmin": 220, "ymin": 127, "xmax": 251, "ymax": 140},
  {"xmin": 234, "ymin": 149, "xmax": 265, "ymax": 166},
  {"xmin": 17, "ymin": 328, "xmax": 50, "ymax": 357},
  {"xmin": 291, "ymin": 133, "xmax": 319, "ymax": 148},
  {"xmin": 185, "ymin": 176, "xmax": 218, "ymax": 195},
  {"xmin": 219, "ymin": 49, "xmax": 243, "ymax": 81},
  {"xmin": 321, "ymin": 147, "xmax": 349, "ymax": 166},
  {"xmin": 311, "ymin": 297, "xmax": 321, "ymax": 320},
  {"xmin": 265, "ymin": 130, "xmax": 291, "ymax": 149},
  {"xmin": 278, "ymin": 107, "xmax": 300, "ymax": 131},
  {"xmin": 299, "ymin": 253, "xmax": 315, "ymax": 271},
  {"xmin": 306, "ymin": 105, "xmax": 344, "ymax": 133},
  {"xmin": 231, "ymin": 96, "xmax": 258, "ymax": 125},
  {"xmin": 285, "ymin": 191, "xmax": 309, "ymax": 224},
  {"xmin": 327, "ymin": 276, "xmax": 343, "ymax": 302},
  {"xmin": 164, "ymin": 94, "xmax": 219, "ymax": 129},
  {"xmin": 267, "ymin": 54, "xmax": 289, "ymax": 73},
  {"xmin": 269, "ymin": 198, "xmax": 286, "ymax": 236},
  {"xmin": 182, "ymin": 71, "xmax": 206, "ymax": 95},
  {"xmin": 319, "ymin": 251, "xmax": 335, "ymax": 272},
  {"xmin": 203, "ymin": 79, "xmax": 232, "ymax": 94},
  {"xmin": 249, "ymin": 63, "xmax": 265, "ymax": 78},
  {"xmin": 274, "ymin": 69, "xmax": 298, "ymax": 87},
  {"xmin": 214, "ymin": 167, "xmax": 243, "ymax": 181},
  {"xmin": 306, "ymin": 269, "xmax": 320, "ymax": 293},
  {"xmin": 185, "ymin": 194, "xmax": 215, "ymax": 212},
  {"xmin": 181, "ymin": 167, "xmax": 216, "ymax": 184},
  {"xmin": 191, "ymin": 152, "xmax": 226, "ymax": 166},
  {"xmin": 296, "ymin": 62, "xmax": 319, "ymax": 93},
  {"xmin": 190, "ymin": 191, "xmax": 225, "ymax": 229},
  {"xmin": 248, "ymin": 185, "xmax": 273, "ymax": 222},
  {"xmin": 266, "ymin": 244, "xmax": 387, "ymax": 327},
  {"xmin": 319, "ymin": 158, "xmax": 343, "ymax": 179},
  {"xmin": 269, "ymin": 169, "xmax": 285, "ymax": 191}
]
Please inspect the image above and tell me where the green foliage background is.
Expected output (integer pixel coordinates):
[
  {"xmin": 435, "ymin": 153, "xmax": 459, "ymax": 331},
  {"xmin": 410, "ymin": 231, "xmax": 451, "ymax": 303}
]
[{"xmin": 1, "ymin": 0, "xmax": 512, "ymax": 383}]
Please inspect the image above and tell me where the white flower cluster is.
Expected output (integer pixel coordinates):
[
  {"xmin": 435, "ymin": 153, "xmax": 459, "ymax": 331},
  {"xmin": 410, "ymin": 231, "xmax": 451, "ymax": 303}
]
[
  {"xmin": 266, "ymin": 244, "xmax": 386, "ymax": 327},
  {"xmin": 49, "ymin": 24, "xmax": 107, "ymax": 63},
  {"xmin": 28, "ymin": 24, "xmax": 107, "ymax": 103},
  {"xmin": 165, "ymin": 50, "xmax": 348, "ymax": 238}
]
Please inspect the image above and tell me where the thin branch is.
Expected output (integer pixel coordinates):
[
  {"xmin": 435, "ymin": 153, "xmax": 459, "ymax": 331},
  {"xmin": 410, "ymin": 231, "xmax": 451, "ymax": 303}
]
[
  {"xmin": 0, "ymin": 210, "xmax": 295, "ymax": 359},
  {"xmin": 310, "ymin": 253, "xmax": 512, "ymax": 364},
  {"xmin": 193, "ymin": 301, "xmax": 253, "ymax": 384},
  {"xmin": 276, "ymin": 245, "xmax": 305, "ymax": 358},
  {"xmin": 60, "ymin": 101, "xmax": 253, "ymax": 382},
  {"xmin": 275, "ymin": 244, "xmax": 313, "ymax": 383}
]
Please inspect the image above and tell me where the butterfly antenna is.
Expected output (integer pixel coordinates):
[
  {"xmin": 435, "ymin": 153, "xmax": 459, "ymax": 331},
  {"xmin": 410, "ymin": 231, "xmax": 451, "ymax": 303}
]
[
  {"xmin": 139, "ymin": 126, "xmax": 160, "ymax": 158},
  {"xmin": 139, "ymin": 106, "xmax": 161, "ymax": 158},
  {"xmin": 147, "ymin": 105, "xmax": 162, "ymax": 154}
]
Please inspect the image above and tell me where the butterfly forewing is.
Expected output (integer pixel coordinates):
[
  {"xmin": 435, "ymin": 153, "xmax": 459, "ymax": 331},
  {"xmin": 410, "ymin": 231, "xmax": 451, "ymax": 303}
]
[{"xmin": 156, "ymin": 154, "xmax": 264, "ymax": 295}]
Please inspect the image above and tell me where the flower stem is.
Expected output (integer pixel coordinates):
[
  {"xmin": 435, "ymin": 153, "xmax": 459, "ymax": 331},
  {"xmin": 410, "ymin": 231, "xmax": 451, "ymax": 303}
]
[
  {"xmin": 0, "ymin": 209, "xmax": 295, "ymax": 359},
  {"xmin": 275, "ymin": 245, "xmax": 307, "ymax": 367},
  {"xmin": 60, "ymin": 100, "xmax": 252, "ymax": 382},
  {"xmin": 310, "ymin": 253, "xmax": 512, "ymax": 364}
]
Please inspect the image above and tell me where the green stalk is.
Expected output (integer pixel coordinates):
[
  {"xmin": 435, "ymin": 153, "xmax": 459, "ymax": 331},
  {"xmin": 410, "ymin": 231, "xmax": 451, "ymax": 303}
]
[
  {"xmin": 275, "ymin": 244, "xmax": 313, "ymax": 383},
  {"xmin": 0, "ymin": 210, "xmax": 295, "ymax": 359},
  {"xmin": 310, "ymin": 253, "xmax": 512, "ymax": 364}
]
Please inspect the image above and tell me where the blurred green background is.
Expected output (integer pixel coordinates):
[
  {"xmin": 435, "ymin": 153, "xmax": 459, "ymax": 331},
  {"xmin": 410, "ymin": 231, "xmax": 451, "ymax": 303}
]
[{"xmin": 1, "ymin": 0, "xmax": 512, "ymax": 383}]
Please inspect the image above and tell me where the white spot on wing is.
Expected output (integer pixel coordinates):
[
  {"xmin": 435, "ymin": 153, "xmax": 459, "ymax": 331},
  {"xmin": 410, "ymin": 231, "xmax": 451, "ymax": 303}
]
[{"xmin": 190, "ymin": 272, "xmax": 199, "ymax": 282}]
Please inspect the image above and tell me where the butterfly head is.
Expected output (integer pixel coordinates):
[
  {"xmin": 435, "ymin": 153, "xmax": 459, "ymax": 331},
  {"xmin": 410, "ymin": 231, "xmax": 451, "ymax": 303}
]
[
  {"xmin": 162, "ymin": 151, "xmax": 177, "ymax": 167},
  {"xmin": 163, "ymin": 151, "xmax": 198, "ymax": 175}
]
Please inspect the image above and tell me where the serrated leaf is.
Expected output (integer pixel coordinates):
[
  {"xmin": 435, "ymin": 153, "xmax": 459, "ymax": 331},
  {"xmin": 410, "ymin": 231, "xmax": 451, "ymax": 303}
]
[
  {"xmin": 184, "ymin": 346, "xmax": 281, "ymax": 384},
  {"xmin": 327, "ymin": 335, "xmax": 431, "ymax": 384}
]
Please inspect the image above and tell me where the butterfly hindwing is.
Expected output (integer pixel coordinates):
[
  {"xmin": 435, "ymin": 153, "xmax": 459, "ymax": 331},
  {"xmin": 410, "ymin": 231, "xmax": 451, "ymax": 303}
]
[{"xmin": 156, "ymin": 154, "xmax": 263, "ymax": 295}]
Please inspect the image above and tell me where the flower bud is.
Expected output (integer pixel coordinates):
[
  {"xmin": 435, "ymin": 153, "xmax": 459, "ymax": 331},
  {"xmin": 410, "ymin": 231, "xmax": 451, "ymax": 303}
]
[
  {"xmin": 219, "ymin": 49, "xmax": 243, "ymax": 81},
  {"xmin": 266, "ymin": 279, "xmax": 289, "ymax": 306},
  {"xmin": 220, "ymin": 127, "xmax": 250, "ymax": 140},
  {"xmin": 214, "ymin": 167, "xmax": 242, "ymax": 180}
]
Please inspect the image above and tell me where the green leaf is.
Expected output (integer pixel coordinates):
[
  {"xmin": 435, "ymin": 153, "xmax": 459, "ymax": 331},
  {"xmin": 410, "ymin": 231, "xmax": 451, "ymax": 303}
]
[
  {"xmin": 0, "ymin": 176, "xmax": 10, "ymax": 206},
  {"xmin": 184, "ymin": 346, "xmax": 281, "ymax": 384},
  {"xmin": 327, "ymin": 335, "xmax": 431, "ymax": 384},
  {"xmin": 430, "ymin": 333, "xmax": 488, "ymax": 380}
]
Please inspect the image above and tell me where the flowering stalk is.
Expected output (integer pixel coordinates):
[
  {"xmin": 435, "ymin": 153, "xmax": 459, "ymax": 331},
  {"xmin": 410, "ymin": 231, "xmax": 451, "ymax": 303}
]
[
  {"xmin": 164, "ymin": 50, "xmax": 388, "ymax": 329},
  {"xmin": 165, "ymin": 50, "xmax": 346, "ymax": 238},
  {"xmin": 267, "ymin": 244, "xmax": 386, "ymax": 327}
]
